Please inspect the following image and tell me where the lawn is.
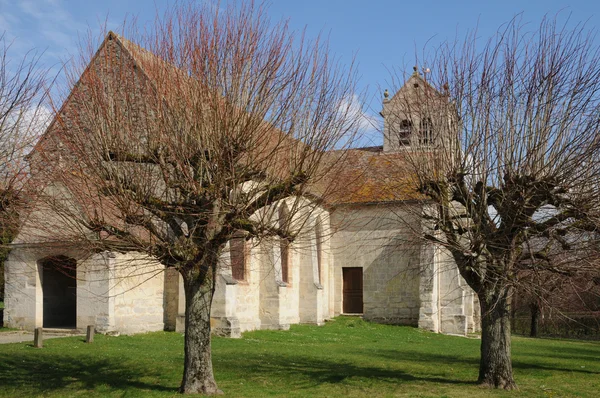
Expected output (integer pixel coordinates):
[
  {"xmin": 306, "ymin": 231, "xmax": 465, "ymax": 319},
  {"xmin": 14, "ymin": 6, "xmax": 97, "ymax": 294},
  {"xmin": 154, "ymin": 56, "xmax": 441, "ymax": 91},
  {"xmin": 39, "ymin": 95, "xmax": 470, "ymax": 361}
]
[{"xmin": 0, "ymin": 317, "xmax": 598, "ymax": 397}]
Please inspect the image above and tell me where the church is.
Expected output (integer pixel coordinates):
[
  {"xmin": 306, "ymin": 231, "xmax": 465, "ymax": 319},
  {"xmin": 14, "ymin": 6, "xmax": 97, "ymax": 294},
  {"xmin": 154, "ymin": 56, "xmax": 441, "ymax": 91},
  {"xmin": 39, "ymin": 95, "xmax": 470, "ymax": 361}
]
[{"xmin": 2, "ymin": 33, "xmax": 479, "ymax": 337}]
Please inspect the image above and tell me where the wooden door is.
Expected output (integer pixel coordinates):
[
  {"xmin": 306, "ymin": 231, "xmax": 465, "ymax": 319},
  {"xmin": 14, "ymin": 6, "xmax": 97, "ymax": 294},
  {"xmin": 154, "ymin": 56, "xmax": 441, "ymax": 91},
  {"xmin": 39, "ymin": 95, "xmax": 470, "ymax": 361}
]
[{"xmin": 343, "ymin": 267, "xmax": 363, "ymax": 314}]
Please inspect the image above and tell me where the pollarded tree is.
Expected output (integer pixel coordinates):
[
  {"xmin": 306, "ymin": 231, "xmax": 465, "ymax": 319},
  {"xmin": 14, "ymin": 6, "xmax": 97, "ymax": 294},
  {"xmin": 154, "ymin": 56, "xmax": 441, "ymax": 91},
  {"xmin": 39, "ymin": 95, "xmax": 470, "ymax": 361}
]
[
  {"xmin": 388, "ymin": 17, "xmax": 600, "ymax": 389},
  {"xmin": 32, "ymin": 1, "xmax": 361, "ymax": 395}
]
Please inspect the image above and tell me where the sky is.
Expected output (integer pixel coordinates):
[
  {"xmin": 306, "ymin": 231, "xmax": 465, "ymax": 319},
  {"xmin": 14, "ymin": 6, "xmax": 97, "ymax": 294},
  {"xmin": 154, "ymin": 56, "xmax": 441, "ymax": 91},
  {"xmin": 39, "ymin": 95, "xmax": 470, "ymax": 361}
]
[{"xmin": 1, "ymin": 0, "xmax": 600, "ymax": 146}]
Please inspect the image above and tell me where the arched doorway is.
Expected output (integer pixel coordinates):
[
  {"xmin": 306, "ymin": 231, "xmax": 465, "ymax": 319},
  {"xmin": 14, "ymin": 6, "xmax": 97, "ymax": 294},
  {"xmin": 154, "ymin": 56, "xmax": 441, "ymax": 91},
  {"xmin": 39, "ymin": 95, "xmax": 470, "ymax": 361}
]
[{"xmin": 40, "ymin": 255, "xmax": 77, "ymax": 328}]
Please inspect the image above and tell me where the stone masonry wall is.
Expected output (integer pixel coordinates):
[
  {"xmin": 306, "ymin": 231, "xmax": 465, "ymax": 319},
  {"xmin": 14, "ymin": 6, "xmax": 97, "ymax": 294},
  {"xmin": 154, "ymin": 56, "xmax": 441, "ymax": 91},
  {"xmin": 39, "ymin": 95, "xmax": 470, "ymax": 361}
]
[
  {"xmin": 331, "ymin": 204, "xmax": 422, "ymax": 325},
  {"xmin": 3, "ymin": 249, "xmax": 42, "ymax": 330},
  {"xmin": 76, "ymin": 253, "xmax": 112, "ymax": 332},
  {"xmin": 112, "ymin": 252, "xmax": 165, "ymax": 334}
]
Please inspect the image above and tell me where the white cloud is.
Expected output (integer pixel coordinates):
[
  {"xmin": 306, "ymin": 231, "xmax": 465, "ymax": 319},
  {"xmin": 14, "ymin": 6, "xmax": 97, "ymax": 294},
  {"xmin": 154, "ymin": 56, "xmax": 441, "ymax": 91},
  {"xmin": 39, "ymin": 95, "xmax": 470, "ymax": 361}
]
[
  {"xmin": 21, "ymin": 104, "xmax": 53, "ymax": 137},
  {"xmin": 3, "ymin": 104, "xmax": 52, "ymax": 150},
  {"xmin": 0, "ymin": 0, "xmax": 83, "ymax": 65},
  {"xmin": 338, "ymin": 94, "xmax": 382, "ymax": 147},
  {"xmin": 0, "ymin": 103, "xmax": 52, "ymax": 179}
]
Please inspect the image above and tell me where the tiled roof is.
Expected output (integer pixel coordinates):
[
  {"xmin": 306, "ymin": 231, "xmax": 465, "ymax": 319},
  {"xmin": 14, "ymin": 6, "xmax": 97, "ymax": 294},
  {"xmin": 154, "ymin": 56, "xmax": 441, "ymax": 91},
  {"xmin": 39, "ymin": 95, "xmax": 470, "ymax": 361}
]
[
  {"xmin": 35, "ymin": 32, "xmax": 422, "ymax": 210},
  {"xmin": 320, "ymin": 147, "xmax": 425, "ymax": 205}
]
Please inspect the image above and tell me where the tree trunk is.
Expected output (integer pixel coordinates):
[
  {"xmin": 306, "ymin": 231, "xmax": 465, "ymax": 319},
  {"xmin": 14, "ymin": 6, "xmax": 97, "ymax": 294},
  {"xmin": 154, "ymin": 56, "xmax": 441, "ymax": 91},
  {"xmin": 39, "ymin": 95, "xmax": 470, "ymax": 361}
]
[
  {"xmin": 179, "ymin": 272, "xmax": 222, "ymax": 395},
  {"xmin": 478, "ymin": 288, "xmax": 517, "ymax": 390},
  {"xmin": 529, "ymin": 302, "xmax": 540, "ymax": 338}
]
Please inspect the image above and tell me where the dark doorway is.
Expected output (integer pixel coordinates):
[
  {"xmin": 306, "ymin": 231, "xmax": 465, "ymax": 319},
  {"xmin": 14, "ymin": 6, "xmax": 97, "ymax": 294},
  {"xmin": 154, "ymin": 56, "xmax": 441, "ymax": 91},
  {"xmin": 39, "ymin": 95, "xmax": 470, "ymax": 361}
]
[
  {"xmin": 343, "ymin": 267, "xmax": 363, "ymax": 314},
  {"xmin": 41, "ymin": 256, "xmax": 77, "ymax": 328}
]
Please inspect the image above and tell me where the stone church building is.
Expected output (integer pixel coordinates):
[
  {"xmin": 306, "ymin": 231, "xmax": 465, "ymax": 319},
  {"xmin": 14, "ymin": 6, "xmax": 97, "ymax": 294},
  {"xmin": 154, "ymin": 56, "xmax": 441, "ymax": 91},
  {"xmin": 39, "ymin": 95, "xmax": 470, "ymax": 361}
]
[{"xmin": 3, "ymin": 33, "xmax": 479, "ymax": 337}]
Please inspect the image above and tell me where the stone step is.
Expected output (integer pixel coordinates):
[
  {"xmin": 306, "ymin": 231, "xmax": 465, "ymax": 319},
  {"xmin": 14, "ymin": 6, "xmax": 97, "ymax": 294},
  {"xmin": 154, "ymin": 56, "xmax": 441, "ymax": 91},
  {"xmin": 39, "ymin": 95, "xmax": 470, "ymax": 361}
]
[{"xmin": 42, "ymin": 328, "xmax": 84, "ymax": 335}]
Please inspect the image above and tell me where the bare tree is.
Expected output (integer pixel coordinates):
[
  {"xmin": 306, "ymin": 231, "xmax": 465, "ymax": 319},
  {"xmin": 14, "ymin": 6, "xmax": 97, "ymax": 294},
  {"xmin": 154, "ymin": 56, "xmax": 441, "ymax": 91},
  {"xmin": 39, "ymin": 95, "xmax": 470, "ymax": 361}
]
[
  {"xmin": 513, "ymin": 267, "xmax": 600, "ymax": 338},
  {"xmin": 31, "ymin": 2, "xmax": 360, "ymax": 395},
  {"xmin": 0, "ymin": 33, "xmax": 49, "ymax": 305},
  {"xmin": 387, "ymin": 17, "xmax": 600, "ymax": 389}
]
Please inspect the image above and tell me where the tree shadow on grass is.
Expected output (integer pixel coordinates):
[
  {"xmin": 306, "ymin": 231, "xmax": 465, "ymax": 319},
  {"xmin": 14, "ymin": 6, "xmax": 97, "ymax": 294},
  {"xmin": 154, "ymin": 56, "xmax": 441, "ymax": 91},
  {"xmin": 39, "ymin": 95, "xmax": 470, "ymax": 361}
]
[
  {"xmin": 511, "ymin": 359, "xmax": 600, "ymax": 375},
  {"xmin": 365, "ymin": 348, "xmax": 479, "ymax": 368},
  {"xmin": 369, "ymin": 347, "xmax": 600, "ymax": 376},
  {"xmin": 515, "ymin": 343, "xmax": 600, "ymax": 363},
  {"xmin": 0, "ymin": 353, "xmax": 176, "ymax": 394},
  {"xmin": 216, "ymin": 351, "xmax": 478, "ymax": 391}
]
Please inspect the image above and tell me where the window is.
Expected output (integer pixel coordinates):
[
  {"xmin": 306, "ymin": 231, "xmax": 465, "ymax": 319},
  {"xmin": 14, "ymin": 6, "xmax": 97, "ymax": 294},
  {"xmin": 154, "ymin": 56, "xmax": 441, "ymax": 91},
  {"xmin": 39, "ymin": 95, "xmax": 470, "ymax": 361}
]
[
  {"xmin": 279, "ymin": 204, "xmax": 290, "ymax": 284},
  {"xmin": 315, "ymin": 218, "xmax": 323, "ymax": 284},
  {"xmin": 397, "ymin": 119, "xmax": 412, "ymax": 145},
  {"xmin": 280, "ymin": 238, "xmax": 290, "ymax": 283},
  {"xmin": 230, "ymin": 233, "xmax": 247, "ymax": 281},
  {"xmin": 419, "ymin": 117, "xmax": 433, "ymax": 145}
]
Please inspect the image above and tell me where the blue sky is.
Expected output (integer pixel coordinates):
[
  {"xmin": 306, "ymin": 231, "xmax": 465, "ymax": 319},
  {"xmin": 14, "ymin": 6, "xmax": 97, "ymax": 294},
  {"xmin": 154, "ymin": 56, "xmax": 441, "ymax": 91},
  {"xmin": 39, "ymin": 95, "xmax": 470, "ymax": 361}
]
[{"xmin": 1, "ymin": 0, "xmax": 599, "ymax": 145}]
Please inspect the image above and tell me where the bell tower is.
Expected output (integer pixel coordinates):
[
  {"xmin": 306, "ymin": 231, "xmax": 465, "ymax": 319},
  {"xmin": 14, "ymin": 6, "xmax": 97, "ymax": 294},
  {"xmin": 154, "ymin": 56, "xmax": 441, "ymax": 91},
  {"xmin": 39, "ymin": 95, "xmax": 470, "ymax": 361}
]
[{"xmin": 381, "ymin": 67, "xmax": 449, "ymax": 153}]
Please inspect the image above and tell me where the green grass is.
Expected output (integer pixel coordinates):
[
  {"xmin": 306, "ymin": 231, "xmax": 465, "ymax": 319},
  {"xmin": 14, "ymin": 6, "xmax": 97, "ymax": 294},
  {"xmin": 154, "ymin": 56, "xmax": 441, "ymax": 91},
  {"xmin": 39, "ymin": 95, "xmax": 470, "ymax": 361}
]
[
  {"xmin": 0, "ymin": 317, "xmax": 598, "ymax": 397},
  {"xmin": 0, "ymin": 301, "xmax": 4, "ymax": 309}
]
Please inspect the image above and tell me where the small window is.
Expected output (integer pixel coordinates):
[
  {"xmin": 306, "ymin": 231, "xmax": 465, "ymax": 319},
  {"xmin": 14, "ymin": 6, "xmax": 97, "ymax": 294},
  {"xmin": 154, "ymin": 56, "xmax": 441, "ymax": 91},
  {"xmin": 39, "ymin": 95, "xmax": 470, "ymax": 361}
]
[
  {"xmin": 315, "ymin": 218, "xmax": 323, "ymax": 284},
  {"xmin": 279, "ymin": 204, "xmax": 290, "ymax": 284},
  {"xmin": 419, "ymin": 117, "xmax": 433, "ymax": 145},
  {"xmin": 230, "ymin": 234, "xmax": 247, "ymax": 281},
  {"xmin": 280, "ymin": 239, "xmax": 290, "ymax": 283},
  {"xmin": 397, "ymin": 119, "xmax": 412, "ymax": 145}
]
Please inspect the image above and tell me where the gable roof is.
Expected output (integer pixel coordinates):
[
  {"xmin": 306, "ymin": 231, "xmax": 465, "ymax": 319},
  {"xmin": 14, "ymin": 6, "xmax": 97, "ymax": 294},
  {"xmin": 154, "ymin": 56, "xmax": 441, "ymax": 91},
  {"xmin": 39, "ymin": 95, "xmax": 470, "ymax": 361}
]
[
  {"xmin": 32, "ymin": 32, "xmax": 422, "ymax": 209},
  {"xmin": 388, "ymin": 69, "xmax": 444, "ymax": 104},
  {"xmin": 31, "ymin": 32, "xmax": 150, "ymax": 158}
]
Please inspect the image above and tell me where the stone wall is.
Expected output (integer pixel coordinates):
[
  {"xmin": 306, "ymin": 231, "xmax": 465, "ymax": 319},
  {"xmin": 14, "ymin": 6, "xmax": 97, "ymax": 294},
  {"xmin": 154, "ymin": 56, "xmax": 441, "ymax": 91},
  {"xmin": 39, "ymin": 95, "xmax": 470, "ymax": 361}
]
[
  {"xmin": 418, "ymin": 233, "xmax": 480, "ymax": 335},
  {"xmin": 182, "ymin": 203, "xmax": 332, "ymax": 337},
  {"xmin": 331, "ymin": 204, "xmax": 422, "ymax": 325},
  {"xmin": 233, "ymin": 242, "xmax": 261, "ymax": 332},
  {"xmin": 436, "ymin": 247, "xmax": 470, "ymax": 335},
  {"xmin": 5, "ymin": 191, "xmax": 481, "ymax": 337},
  {"xmin": 3, "ymin": 246, "xmax": 165, "ymax": 335},
  {"xmin": 331, "ymin": 203, "xmax": 478, "ymax": 335},
  {"xmin": 112, "ymin": 252, "xmax": 165, "ymax": 334},
  {"xmin": 76, "ymin": 253, "xmax": 112, "ymax": 332},
  {"xmin": 3, "ymin": 248, "xmax": 42, "ymax": 330}
]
